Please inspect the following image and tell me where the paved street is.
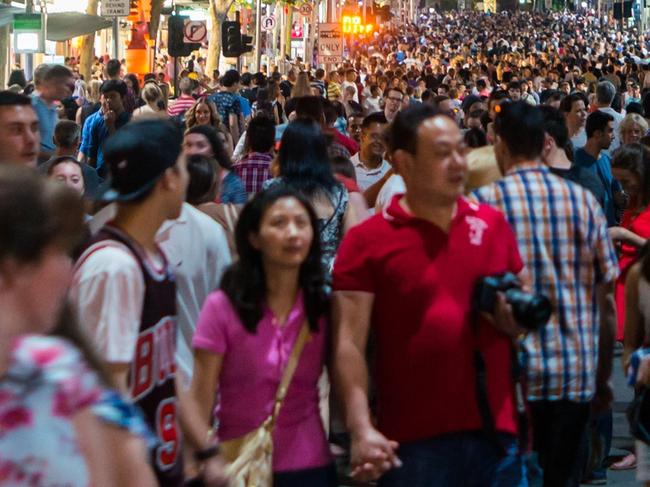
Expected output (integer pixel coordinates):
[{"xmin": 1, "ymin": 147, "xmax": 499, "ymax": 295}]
[{"xmin": 587, "ymin": 353, "xmax": 636, "ymax": 486}]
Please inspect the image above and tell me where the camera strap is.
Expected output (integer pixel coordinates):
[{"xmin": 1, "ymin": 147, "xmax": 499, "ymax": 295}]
[{"xmin": 470, "ymin": 308, "xmax": 529, "ymax": 458}]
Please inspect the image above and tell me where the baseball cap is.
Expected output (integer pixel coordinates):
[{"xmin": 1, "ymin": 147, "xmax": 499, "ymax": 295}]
[{"xmin": 99, "ymin": 120, "xmax": 183, "ymax": 202}]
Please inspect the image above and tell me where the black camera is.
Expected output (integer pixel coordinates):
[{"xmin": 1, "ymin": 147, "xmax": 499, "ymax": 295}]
[{"xmin": 474, "ymin": 273, "xmax": 552, "ymax": 330}]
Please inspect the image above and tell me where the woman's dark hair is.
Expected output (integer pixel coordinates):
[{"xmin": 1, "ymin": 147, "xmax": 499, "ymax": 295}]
[
  {"xmin": 295, "ymin": 96, "xmax": 325, "ymax": 125},
  {"xmin": 221, "ymin": 185, "xmax": 328, "ymax": 333},
  {"xmin": 0, "ymin": 165, "xmax": 85, "ymax": 264},
  {"xmin": 494, "ymin": 101, "xmax": 545, "ymax": 160},
  {"xmin": 612, "ymin": 143, "xmax": 650, "ymax": 207},
  {"xmin": 330, "ymin": 156, "xmax": 356, "ymax": 180},
  {"xmin": 124, "ymin": 73, "xmax": 140, "ymax": 97},
  {"xmin": 559, "ymin": 91, "xmax": 588, "ymax": 114},
  {"xmin": 60, "ymin": 97, "xmax": 78, "ymax": 121},
  {"xmin": 277, "ymin": 118, "xmax": 338, "ymax": 196},
  {"xmin": 246, "ymin": 114, "xmax": 275, "ymax": 153},
  {"xmin": 464, "ymin": 127, "xmax": 487, "ymax": 148},
  {"xmin": 186, "ymin": 154, "xmax": 218, "ymax": 205},
  {"xmin": 185, "ymin": 124, "xmax": 232, "ymax": 170},
  {"xmin": 8, "ymin": 69, "xmax": 27, "ymax": 88}
]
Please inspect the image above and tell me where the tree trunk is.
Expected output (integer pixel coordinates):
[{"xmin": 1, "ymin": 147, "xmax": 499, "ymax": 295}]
[
  {"xmin": 207, "ymin": 0, "xmax": 235, "ymax": 76},
  {"xmin": 148, "ymin": 0, "xmax": 164, "ymax": 40},
  {"xmin": 79, "ymin": 0, "xmax": 99, "ymax": 81}
]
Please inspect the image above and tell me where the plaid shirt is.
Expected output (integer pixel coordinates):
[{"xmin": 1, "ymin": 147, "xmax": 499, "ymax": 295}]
[
  {"xmin": 233, "ymin": 152, "xmax": 273, "ymax": 195},
  {"xmin": 473, "ymin": 162, "xmax": 618, "ymax": 402}
]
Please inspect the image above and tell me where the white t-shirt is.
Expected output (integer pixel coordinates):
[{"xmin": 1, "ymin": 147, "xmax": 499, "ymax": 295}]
[
  {"xmin": 70, "ymin": 241, "xmax": 147, "ymax": 364},
  {"xmin": 85, "ymin": 202, "xmax": 232, "ymax": 383},
  {"xmin": 375, "ymin": 174, "xmax": 406, "ymax": 212},
  {"xmin": 351, "ymin": 153, "xmax": 391, "ymax": 192},
  {"xmin": 570, "ymin": 129, "xmax": 587, "ymax": 150},
  {"xmin": 341, "ymin": 81, "xmax": 359, "ymax": 103}
]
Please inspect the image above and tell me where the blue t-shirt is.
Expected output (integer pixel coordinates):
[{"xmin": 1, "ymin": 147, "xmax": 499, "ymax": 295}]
[
  {"xmin": 220, "ymin": 171, "xmax": 247, "ymax": 204},
  {"xmin": 31, "ymin": 95, "xmax": 58, "ymax": 157},
  {"xmin": 79, "ymin": 110, "xmax": 131, "ymax": 170},
  {"xmin": 574, "ymin": 147, "xmax": 621, "ymax": 226},
  {"xmin": 236, "ymin": 94, "xmax": 252, "ymax": 118},
  {"xmin": 208, "ymin": 92, "xmax": 241, "ymax": 129}
]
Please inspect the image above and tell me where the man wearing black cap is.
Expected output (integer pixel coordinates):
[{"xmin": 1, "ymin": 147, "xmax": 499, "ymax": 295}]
[
  {"xmin": 71, "ymin": 120, "xmax": 201, "ymax": 486},
  {"xmin": 78, "ymin": 79, "xmax": 131, "ymax": 177}
]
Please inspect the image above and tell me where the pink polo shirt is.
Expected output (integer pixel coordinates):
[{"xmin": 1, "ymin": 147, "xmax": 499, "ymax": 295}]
[{"xmin": 192, "ymin": 290, "xmax": 331, "ymax": 472}]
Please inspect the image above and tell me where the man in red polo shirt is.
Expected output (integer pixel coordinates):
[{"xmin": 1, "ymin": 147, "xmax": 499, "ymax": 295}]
[{"xmin": 332, "ymin": 104, "xmax": 528, "ymax": 486}]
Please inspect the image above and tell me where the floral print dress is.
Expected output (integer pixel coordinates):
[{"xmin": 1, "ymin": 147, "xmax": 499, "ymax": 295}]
[{"xmin": 0, "ymin": 335, "xmax": 102, "ymax": 486}]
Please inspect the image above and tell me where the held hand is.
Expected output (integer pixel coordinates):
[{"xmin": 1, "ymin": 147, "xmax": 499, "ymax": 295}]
[
  {"xmin": 592, "ymin": 381, "xmax": 613, "ymax": 415},
  {"xmin": 488, "ymin": 292, "xmax": 525, "ymax": 338},
  {"xmin": 104, "ymin": 108, "xmax": 116, "ymax": 126},
  {"xmin": 201, "ymin": 455, "xmax": 230, "ymax": 487},
  {"xmin": 608, "ymin": 226, "xmax": 624, "ymax": 242},
  {"xmin": 350, "ymin": 427, "xmax": 401, "ymax": 482}
]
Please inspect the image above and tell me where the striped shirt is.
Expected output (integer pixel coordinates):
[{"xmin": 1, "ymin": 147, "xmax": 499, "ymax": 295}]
[
  {"xmin": 167, "ymin": 95, "xmax": 196, "ymax": 117},
  {"xmin": 473, "ymin": 162, "xmax": 618, "ymax": 403},
  {"xmin": 232, "ymin": 152, "xmax": 273, "ymax": 195},
  {"xmin": 327, "ymin": 82, "xmax": 342, "ymax": 100}
]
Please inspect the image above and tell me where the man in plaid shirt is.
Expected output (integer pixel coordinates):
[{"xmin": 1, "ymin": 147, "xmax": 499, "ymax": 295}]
[
  {"xmin": 233, "ymin": 115, "xmax": 275, "ymax": 195},
  {"xmin": 473, "ymin": 102, "xmax": 618, "ymax": 487}
]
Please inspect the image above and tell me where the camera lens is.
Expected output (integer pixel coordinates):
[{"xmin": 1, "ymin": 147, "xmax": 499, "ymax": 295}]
[{"xmin": 506, "ymin": 289, "xmax": 552, "ymax": 330}]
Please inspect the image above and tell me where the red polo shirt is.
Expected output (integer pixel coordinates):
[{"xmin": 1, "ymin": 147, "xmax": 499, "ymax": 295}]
[{"xmin": 332, "ymin": 195, "xmax": 523, "ymax": 443}]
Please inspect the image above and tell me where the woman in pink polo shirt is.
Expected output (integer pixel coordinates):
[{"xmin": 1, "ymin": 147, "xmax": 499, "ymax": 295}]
[{"xmin": 184, "ymin": 185, "xmax": 334, "ymax": 486}]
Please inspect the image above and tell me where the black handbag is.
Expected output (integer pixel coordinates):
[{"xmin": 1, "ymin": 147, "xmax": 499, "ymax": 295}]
[{"xmin": 628, "ymin": 387, "xmax": 650, "ymax": 444}]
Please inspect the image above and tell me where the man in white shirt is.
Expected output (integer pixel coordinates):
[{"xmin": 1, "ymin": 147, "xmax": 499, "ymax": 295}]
[
  {"xmin": 595, "ymin": 80, "xmax": 624, "ymax": 155},
  {"xmin": 351, "ymin": 112, "xmax": 391, "ymax": 191},
  {"xmin": 341, "ymin": 68, "xmax": 359, "ymax": 104},
  {"xmin": 71, "ymin": 120, "xmax": 191, "ymax": 485},
  {"xmin": 88, "ymin": 201, "xmax": 231, "ymax": 385}
]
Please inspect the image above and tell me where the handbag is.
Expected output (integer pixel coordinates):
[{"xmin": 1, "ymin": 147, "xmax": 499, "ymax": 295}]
[{"xmin": 219, "ymin": 322, "xmax": 312, "ymax": 487}]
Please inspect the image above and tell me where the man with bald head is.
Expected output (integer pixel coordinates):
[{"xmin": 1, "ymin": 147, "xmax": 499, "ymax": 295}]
[
  {"xmin": 332, "ymin": 104, "xmax": 527, "ymax": 486},
  {"xmin": 0, "ymin": 91, "xmax": 40, "ymax": 167}
]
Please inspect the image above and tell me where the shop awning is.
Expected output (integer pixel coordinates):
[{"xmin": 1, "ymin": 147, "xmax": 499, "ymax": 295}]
[
  {"xmin": 0, "ymin": 5, "xmax": 24, "ymax": 28},
  {"xmin": 45, "ymin": 13, "xmax": 113, "ymax": 41},
  {"xmin": 0, "ymin": 7, "xmax": 113, "ymax": 40}
]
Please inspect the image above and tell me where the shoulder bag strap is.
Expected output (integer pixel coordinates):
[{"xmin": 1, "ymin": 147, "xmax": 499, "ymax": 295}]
[{"xmin": 269, "ymin": 321, "xmax": 311, "ymax": 425}]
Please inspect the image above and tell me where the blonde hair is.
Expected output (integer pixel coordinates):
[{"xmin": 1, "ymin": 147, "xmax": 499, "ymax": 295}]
[
  {"xmin": 87, "ymin": 79, "xmax": 102, "ymax": 104},
  {"xmin": 185, "ymin": 99, "xmax": 222, "ymax": 129},
  {"xmin": 141, "ymin": 82, "xmax": 162, "ymax": 104},
  {"xmin": 620, "ymin": 113, "xmax": 649, "ymax": 137},
  {"xmin": 291, "ymin": 72, "xmax": 312, "ymax": 98}
]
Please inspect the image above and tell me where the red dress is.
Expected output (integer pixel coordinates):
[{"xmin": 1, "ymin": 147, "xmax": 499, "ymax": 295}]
[{"xmin": 616, "ymin": 206, "xmax": 650, "ymax": 340}]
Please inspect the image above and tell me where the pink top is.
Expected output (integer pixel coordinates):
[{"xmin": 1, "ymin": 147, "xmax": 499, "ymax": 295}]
[{"xmin": 192, "ymin": 290, "xmax": 331, "ymax": 472}]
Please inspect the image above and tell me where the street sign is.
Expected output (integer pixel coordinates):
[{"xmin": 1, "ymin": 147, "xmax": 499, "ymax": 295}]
[
  {"xmin": 261, "ymin": 15, "xmax": 276, "ymax": 31},
  {"xmin": 183, "ymin": 20, "xmax": 207, "ymax": 43},
  {"xmin": 13, "ymin": 14, "xmax": 44, "ymax": 54},
  {"xmin": 100, "ymin": 0, "xmax": 130, "ymax": 17},
  {"xmin": 299, "ymin": 4, "xmax": 313, "ymax": 16},
  {"xmin": 318, "ymin": 23, "xmax": 342, "ymax": 65}
]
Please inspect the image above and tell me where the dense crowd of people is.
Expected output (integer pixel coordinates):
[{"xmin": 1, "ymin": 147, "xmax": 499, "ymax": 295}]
[{"xmin": 3, "ymin": 7, "xmax": 650, "ymax": 487}]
